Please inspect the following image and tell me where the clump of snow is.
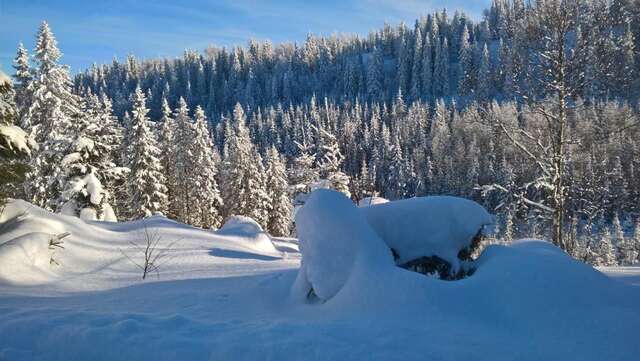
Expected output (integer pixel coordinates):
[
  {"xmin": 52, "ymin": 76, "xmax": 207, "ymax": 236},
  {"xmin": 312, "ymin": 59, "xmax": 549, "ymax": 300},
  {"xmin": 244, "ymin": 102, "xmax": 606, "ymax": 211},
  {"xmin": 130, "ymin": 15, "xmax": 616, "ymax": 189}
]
[
  {"xmin": 360, "ymin": 196, "xmax": 493, "ymax": 272},
  {"xmin": 357, "ymin": 196, "xmax": 389, "ymax": 207},
  {"xmin": 217, "ymin": 215, "xmax": 279, "ymax": 255},
  {"xmin": 292, "ymin": 189, "xmax": 393, "ymax": 302},
  {"xmin": 0, "ymin": 124, "xmax": 37, "ymax": 155}
]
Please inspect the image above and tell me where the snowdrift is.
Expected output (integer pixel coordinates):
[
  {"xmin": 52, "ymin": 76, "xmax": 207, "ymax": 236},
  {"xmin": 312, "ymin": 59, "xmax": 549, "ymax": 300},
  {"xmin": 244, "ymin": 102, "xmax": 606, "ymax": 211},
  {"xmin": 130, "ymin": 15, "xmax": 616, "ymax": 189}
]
[
  {"xmin": 0, "ymin": 195, "xmax": 639, "ymax": 360},
  {"xmin": 0, "ymin": 199, "xmax": 293, "ymax": 291},
  {"xmin": 217, "ymin": 215, "xmax": 279, "ymax": 255}
]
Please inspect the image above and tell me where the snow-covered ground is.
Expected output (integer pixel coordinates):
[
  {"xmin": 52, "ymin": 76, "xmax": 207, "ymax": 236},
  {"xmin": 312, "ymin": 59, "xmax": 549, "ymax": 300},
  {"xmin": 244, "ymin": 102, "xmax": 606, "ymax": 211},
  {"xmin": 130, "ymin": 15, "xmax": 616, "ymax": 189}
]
[{"xmin": 1, "ymin": 197, "xmax": 639, "ymax": 361}]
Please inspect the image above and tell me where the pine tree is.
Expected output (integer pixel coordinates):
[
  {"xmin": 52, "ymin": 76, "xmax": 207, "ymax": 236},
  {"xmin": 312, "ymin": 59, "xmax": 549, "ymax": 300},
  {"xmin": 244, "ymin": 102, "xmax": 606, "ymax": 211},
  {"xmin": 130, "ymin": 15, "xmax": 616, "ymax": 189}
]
[
  {"xmin": 596, "ymin": 230, "xmax": 617, "ymax": 266},
  {"xmin": 220, "ymin": 103, "xmax": 270, "ymax": 225},
  {"xmin": 125, "ymin": 86, "xmax": 168, "ymax": 219},
  {"xmin": 458, "ymin": 26, "xmax": 474, "ymax": 96},
  {"xmin": 264, "ymin": 146, "xmax": 292, "ymax": 236},
  {"xmin": 433, "ymin": 37, "xmax": 450, "ymax": 97},
  {"xmin": 409, "ymin": 27, "xmax": 423, "ymax": 101},
  {"xmin": 421, "ymin": 36, "xmax": 433, "ymax": 101},
  {"xmin": 57, "ymin": 90, "xmax": 122, "ymax": 220},
  {"xmin": 477, "ymin": 43, "xmax": 491, "ymax": 102},
  {"xmin": 288, "ymin": 140, "xmax": 318, "ymax": 205},
  {"xmin": 367, "ymin": 46, "xmax": 384, "ymax": 102},
  {"xmin": 190, "ymin": 106, "xmax": 223, "ymax": 228},
  {"xmin": 316, "ymin": 125, "xmax": 350, "ymax": 197},
  {"xmin": 12, "ymin": 43, "xmax": 32, "ymax": 123},
  {"xmin": 157, "ymin": 97, "xmax": 177, "ymax": 218},
  {"xmin": 171, "ymin": 97, "xmax": 195, "ymax": 223},
  {"xmin": 23, "ymin": 21, "xmax": 80, "ymax": 211}
]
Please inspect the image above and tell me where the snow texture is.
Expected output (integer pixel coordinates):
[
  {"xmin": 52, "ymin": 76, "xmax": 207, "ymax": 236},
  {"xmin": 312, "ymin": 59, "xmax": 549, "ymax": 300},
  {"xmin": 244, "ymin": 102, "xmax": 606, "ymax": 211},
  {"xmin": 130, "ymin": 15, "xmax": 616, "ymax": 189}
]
[
  {"xmin": 360, "ymin": 196, "xmax": 494, "ymax": 270},
  {"xmin": 0, "ymin": 198, "xmax": 639, "ymax": 361}
]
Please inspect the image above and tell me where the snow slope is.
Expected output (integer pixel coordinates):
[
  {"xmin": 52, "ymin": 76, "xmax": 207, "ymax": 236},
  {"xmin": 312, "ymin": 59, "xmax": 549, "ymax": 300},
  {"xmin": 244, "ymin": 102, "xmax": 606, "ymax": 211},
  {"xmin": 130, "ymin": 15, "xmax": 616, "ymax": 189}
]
[{"xmin": 0, "ymin": 198, "xmax": 639, "ymax": 361}]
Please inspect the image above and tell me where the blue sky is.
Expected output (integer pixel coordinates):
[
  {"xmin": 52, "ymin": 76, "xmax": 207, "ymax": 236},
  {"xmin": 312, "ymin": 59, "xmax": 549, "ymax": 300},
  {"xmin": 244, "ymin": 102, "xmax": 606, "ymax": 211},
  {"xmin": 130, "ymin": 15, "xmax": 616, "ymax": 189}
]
[{"xmin": 0, "ymin": 0, "xmax": 489, "ymax": 73}]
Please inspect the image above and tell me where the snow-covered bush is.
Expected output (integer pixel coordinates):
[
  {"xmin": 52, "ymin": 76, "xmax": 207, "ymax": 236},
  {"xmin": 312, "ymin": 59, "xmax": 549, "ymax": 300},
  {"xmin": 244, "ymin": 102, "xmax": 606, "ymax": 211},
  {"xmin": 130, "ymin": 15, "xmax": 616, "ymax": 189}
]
[
  {"xmin": 292, "ymin": 189, "xmax": 393, "ymax": 302},
  {"xmin": 359, "ymin": 196, "xmax": 494, "ymax": 277},
  {"xmin": 218, "ymin": 215, "xmax": 278, "ymax": 254}
]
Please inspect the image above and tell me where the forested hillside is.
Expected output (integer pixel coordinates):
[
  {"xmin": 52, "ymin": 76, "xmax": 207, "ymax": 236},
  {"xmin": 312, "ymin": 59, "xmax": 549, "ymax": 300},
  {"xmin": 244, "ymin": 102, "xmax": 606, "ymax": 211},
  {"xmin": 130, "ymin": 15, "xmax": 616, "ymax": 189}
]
[{"xmin": 7, "ymin": 0, "xmax": 640, "ymax": 266}]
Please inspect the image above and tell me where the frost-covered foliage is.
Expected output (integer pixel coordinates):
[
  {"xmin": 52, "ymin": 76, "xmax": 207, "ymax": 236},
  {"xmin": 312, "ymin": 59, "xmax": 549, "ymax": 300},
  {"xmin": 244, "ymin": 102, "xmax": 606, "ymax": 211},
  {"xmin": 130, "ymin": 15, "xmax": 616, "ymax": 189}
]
[
  {"xmin": 22, "ymin": 21, "xmax": 81, "ymax": 211},
  {"xmin": 219, "ymin": 103, "xmax": 270, "ymax": 228},
  {"xmin": 264, "ymin": 146, "xmax": 292, "ymax": 236},
  {"xmin": 125, "ymin": 86, "xmax": 168, "ymax": 218},
  {"xmin": 189, "ymin": 106, "xmax": 223, "ymax": 228},
  {"xmin": 0, "ymin": 69, "xmax": 34, "ymax": 207},
  {"xmin": 57, "ymin": 90, "xmax": 124, "ymax": 220}
]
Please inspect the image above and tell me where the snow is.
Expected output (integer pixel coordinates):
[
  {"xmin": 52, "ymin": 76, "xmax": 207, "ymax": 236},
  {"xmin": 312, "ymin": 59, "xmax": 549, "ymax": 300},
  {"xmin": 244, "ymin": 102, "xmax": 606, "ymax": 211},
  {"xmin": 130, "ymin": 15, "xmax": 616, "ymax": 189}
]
[
  {"xmin": 218, "ymin": 215, "xmax": 279, "ymax": 255},
  {"xmin": 0, "ymin": 124, "xmax": 36, "ymax": 155},
  {"xmin": 360, "ymin": 196, "xmax": 494, "ymax": 271},
  {"xmin": 292, "ymin": 189, "xmax": 393, "ymax": 301},
  {"xmin": 357, "ymin": 196, "xmax": 389, "ymax": 207},
  {"xmin": 0, "ymin": 198, "xmax": 639, "ymax": 360}
]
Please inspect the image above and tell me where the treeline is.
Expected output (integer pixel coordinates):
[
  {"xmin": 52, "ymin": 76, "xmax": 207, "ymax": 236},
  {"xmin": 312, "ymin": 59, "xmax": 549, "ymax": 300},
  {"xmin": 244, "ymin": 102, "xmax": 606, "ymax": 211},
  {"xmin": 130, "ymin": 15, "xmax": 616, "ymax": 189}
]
[
  {"xmin": 72, "ymin": 0, "xmax": 640, "ymax": 121},
  {"xmin": 4, "ymin": 0, "xmax": 640, "ymax": 266}
]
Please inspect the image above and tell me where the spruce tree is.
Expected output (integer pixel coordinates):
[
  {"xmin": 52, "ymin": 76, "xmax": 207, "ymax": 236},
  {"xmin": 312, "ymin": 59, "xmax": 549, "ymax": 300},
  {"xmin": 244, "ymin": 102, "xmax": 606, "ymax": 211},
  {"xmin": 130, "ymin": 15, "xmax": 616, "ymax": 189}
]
[
  {"xmin": 171, "ymin": 97, "xmax": 195, "ymax": 223},
  {"xmin": 23, "ymin": 21, "xmax": 80, "ymax": 211},
  {"xmin": 190, "ymin": 105, "xmax": 223, "ymax": 228},
  {"xmin": 264, "ymin": 146, "xmax": 292, "ymax": 236},
  {"xmin": 220, "ymin": 103, "xmax": 269, "ymax": 225},
  {"xmin": 58, "ymin": 90, "xmax": 122, "ymax": 220},
  {"xmin": 12, "ymin": 43, "xmax": 32, "ymax": 123},
  {"xmin": 125, "ymin": 86, "xmax": 168, "ymax": 219}
]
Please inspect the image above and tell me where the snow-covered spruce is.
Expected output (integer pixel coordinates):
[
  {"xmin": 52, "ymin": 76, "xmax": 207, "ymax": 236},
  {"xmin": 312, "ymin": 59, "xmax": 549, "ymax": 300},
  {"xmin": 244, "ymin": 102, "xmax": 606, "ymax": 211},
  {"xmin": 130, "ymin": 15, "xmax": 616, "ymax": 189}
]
[{"xmin": 125, "ymin": 86, "xmax": 168, "ymax": 218}]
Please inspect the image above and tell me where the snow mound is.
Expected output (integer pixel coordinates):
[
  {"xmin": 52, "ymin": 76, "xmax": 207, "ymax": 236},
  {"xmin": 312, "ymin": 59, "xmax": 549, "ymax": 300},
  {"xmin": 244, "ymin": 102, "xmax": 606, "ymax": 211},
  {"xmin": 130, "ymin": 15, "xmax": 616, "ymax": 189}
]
[
  {"xmin": 357, "ymin": 196, "xmax": 389, "ymax": 207},
  {"xmin": 0, "ymin": 200, "xmax": 296, "ymax": 293},
  {"xmin": 217, "ymin": 215, "xmax": 279, "ymax": 255},
  {"xmin": 0, "ymin": 232, "xmax": 58, "ymax": 284},
  {"xmin": 292, "ymin": 189, "xmax": 393, "ymax": 302},
  {"xmin": 360, "ymin": 196, "xmax": 493, "ymax": 271}
]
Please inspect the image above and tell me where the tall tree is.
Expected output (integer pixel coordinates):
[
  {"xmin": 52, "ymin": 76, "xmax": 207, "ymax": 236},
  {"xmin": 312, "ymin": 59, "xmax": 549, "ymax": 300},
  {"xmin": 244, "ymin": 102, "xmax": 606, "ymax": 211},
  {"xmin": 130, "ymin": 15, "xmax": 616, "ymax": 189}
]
[
  {"xmin": 23, "ymin": 21, "xmax": 80, "ymax": 211},
  {"xmin": 125, "ymin": 86, "xmax": 168, "ymax": 219},
  {"xmin": 264, "ymin": 146, "xmax": 292, "ymax": 236}
]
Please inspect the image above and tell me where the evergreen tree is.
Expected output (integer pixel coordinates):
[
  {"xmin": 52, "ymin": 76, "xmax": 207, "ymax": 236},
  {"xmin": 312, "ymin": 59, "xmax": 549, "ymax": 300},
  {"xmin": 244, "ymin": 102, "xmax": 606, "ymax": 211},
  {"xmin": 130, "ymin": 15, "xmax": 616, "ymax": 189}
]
[
  {"xmin": 171, "ymin": 97, "xmax": 195, "ymax": 223},
  {"xmin": 190, "ymin": 106, "xmax": 223, "ymax": 228},
  {"xmin": 220, "ymin": 103, "xmax": 269, "ymax": 225},
  {"xmin": 57, "ymin": 90, "xmax": 122, "ymax": 220},
  {"xmin": 264, "ymin": 146, "xmax": 292, "ymax": 236},
  {"xmin": 157, "ymin": 97, "xmax": 177, "ymax": 218},
  {"xmin": 477, "ymin": 43, "xmax": 491, "ymax": 102},
  {"xmin": 12, "ymin": 43, "xmax": 32, "ymax": 123},
  {"xmin": 316, "ymin": 125, "xmax": 350, "ymax": 197},
  {"xmin": 458, "ymin": 26, "xmax": 474, "ymax": 96},
  {"xmin": 23, "ymin": 21, "xmax": 80, "ymax": 211},
  {"xmin": 125, "ymin": 86, "xmax": 168, "ymax": 219}
]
